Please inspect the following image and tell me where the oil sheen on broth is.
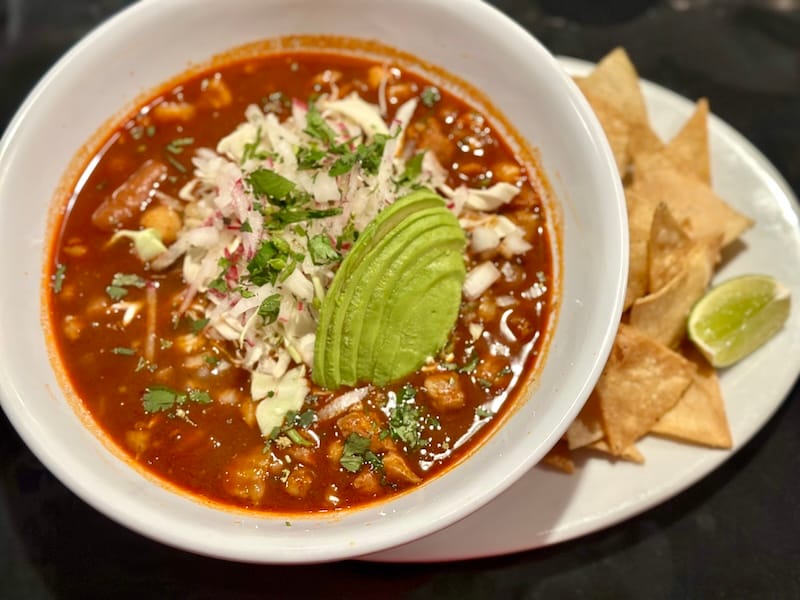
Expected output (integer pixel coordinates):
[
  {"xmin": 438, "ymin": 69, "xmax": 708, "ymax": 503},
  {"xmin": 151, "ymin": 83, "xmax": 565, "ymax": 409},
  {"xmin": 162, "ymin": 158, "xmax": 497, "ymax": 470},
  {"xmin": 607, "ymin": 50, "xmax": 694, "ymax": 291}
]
[{"xmin": 46, "ymin": 50, "xmax": 553, "ymax": 514}]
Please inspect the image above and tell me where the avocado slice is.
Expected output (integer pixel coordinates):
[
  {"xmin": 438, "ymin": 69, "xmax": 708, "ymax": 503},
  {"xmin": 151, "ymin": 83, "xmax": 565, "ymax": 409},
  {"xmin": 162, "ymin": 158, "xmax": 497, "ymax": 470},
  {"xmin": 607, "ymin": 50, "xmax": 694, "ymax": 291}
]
[
  {"xmin": 313, "ymin": 189, "xmax": 466, "ymax": 389},
  {"xmin": 313, "ymin": 189, "xmax": 443, "ymax": 382}
]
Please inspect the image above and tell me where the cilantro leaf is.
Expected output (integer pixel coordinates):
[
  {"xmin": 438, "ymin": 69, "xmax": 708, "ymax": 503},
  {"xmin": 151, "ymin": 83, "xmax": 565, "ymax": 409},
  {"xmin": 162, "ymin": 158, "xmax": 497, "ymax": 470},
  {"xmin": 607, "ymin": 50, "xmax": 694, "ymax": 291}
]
[
  {"xmin": 388, "ymin": 385, "xmax": 426, "ymax": 450},
  {"xmin": 189, "ymin": 317, "xmax": 209, "ymax": 333},
  {"xmin": 328, "ymin": 152, "xmax": 357, "ymax": 177},
  {"xmin": 304, "ymin": 103, "xmax": 337, "ymax": 146},
  {"xmin": 248, "ymin": 168, "xmax": 296, "ymax": 200},
  {"xmin": 188, "ymin": 389, "xmax": 213, "ymax": 404},
  {"xmin": 421, "ymin": 86, "xmax": 442, "ymax": 108},
  {"xmin": 165, "ymin": 137, "xmax": 195, "ymax": 155},
  {"xmin": 142, "ymin": 385, "xmax": 212, "ymax": 414},
  {"xmin": 52, "ymin": 263, "xmax": 66, "ymax": 294},
  {"xmin": 396, "ymin": 152, "xmax": 425, "ymax": 186},
  {"xmin": 267, "ymin": 207, "xmax": 342, "ymax": 229},
  {"xmin": 142, "ymin": 386, "xmax": 185, "ymax": 413},
  {"xmin": 340, "ymin": 433, "xmax": 371, "ymax": 473},
  {"xmin": 308, "ymin": 234, "xmax": 341, "ymax": 265},
  {"xmin": 257, "ymin": 294, "xmax": 282, "ymax": 325},
  {"xmin": 105, "ymin": 285, "xmax": 128, "ymax": 301},
  {"xmin": 111, "ymin": 347, "xmax": 136, "ymax": 356},
  {"xmin": 296, "ymin": 146, "xmax": 327, "ymax": 170}
]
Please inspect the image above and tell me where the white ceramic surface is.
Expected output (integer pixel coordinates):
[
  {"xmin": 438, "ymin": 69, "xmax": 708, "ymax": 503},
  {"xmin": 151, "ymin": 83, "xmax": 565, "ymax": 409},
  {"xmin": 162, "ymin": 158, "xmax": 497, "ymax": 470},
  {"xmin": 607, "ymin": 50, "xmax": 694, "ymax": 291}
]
[
  {"xmin": 0, "ymin": 5, "xmax": 626, "ymax": 562},
  {"xmin": 364, "ymin": 57, "xmax": 800, "ymax": 562}
]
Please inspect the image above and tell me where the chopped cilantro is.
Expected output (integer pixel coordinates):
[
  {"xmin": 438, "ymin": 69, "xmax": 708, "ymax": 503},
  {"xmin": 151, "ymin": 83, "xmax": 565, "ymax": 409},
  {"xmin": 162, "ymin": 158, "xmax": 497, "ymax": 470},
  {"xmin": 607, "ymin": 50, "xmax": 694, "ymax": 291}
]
[
  {"xmin": 459, "ymin": 353, "xmax": 479, "ymax": 374},
  {"xmin": 187, "ymin": 389, "xmax": 212, "ymax": 404},
  {"xmin": 328, "ymin": 152, "xmax": 357, "ymax": 177},
  {"xmin": 340, "ymin": 433, "xmax": 371, "ymax": 473},
  {"xmin": 475, "ymin": 406, "xmax": 494, "ymax": 418},
  {"xmin": 207, "ymin": 277, "xmax": 229, "ymax": 294},
  {"xmin": 247, "ymin": 239, "xmax": 292, "ymax": 286},
  {"xmin": 477, "ymin": 378, "xmax": 493, "ymax": 389},
  {"xmin": 308, "ymin": 234, "xmax": 341, "ymax": 265},
  {"xmin": 294, "ymin": 409, "xmax": 316, "ymax": 429},
  {"xmin": 241, "ymin": 126, "xmax": 265, "ymax": 164},
  {"xmin": 396, "ymin": 152, "xmax": 425, "ymax": 186},
  {"xmin": 267, "ymin": 206, "xmax": 342, "ymax": 229},
  {"xmin": 142, "ymin": 385, "xmax": 212, "ymax": 414},
  {"xmin": 257, "ymin": 294, "xmax": 282, "ymax": 325},
  {"xmin": 188, "ymin": 317, "xmax": 209, "ymax": 333},
  {"xmin": 112, "ymin": 273, "xmax": 146, "ymax": 288},
  {"xmin": 204, "ymin": 354, "xmax": 220, "ymax": 366},
  {"xmin": 105, "ymin": 285, "xmax": 128, "ymax": 301},
  {"xmin": 248, "ymin": 168, "xmax": 296, "ymax": 200},
  {"xmin": 296, "ymin": 146, "xmax": 327, "ymax": 170},
  {"xmin": 165, "ymin": 154, "xmax": 187, "ymax": 174},
  {"xmin": 165, "ymin": 137, "xmax": 194, "ymax": 154},
  {"xmin": 388, "ymin": 385, "xmax": 426, "ymax": 450},
  {"xmin": 52, "ymin": 263, "xmax": 66, "ymax": 294},
  {"xmin": 421, "ymin": 86, "xmax": 442, "ymax": 108},
  {"xmin": 304, "ymin": 103, "xmax": 338, "ymax": 146},
  {"xmin": 142, "ymin": 386, "xmax": 180, "ymax": 413},
  {"xmin": 111, "ymin": 347, "xmax": 136, "ymax": 356},
  {"xmin": 497, "ymin": 365, "xmax": 513, "ymax": 377}
]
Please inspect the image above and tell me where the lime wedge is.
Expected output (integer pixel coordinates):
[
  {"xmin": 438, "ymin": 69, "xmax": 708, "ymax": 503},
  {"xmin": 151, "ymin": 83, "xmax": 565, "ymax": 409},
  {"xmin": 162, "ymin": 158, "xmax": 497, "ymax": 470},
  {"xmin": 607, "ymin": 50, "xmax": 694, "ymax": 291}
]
[{"xmin": 687, "ymin": 274, "xmax": 790, "ymax": 367}]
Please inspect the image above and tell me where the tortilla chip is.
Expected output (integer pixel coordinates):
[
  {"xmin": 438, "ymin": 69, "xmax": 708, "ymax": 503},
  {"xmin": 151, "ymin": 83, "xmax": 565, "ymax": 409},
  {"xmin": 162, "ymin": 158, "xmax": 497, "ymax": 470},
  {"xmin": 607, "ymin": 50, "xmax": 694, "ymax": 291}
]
[
  {"xmin": 566, "ymin": 390, "xmax": 604, "ymax": 449},
  {"xmin": 651, "ymin": 346, "xmax": 732, "ymax": 448},
  {"xmin": 596, "ymin": 324, "xmax": 695, "ymax": 455},
  {"xmin": 624, "ymin": 188, "xmax": 659, "ymax": 309},
  {"xmin": 648, "ymin": 202, "xmax": 693, "ymax": 293},
  {"xmin": 629, "ymin": 121, "xmax": 664, "ymax": 159},
  {"xmin": 585, "ymin": 439, "xmax": 645, "ymax": 464},
  {"xmin": 663, "ymin": 98, "xmax": 711, "ymax": 185},
  {"xmin": 631, "ymin": 236, "xmax": 719, "ymax": 348},
  {"xmin": 631, "ymin": 152, "xmax": 752, "ymax": 247},
  {"xmin": 580, "ymin": 48, "xmax": 649, "ymax": 127},
  {"xmin": 541, "ymin": 440, "xmax": 575, "ymax": 474}
]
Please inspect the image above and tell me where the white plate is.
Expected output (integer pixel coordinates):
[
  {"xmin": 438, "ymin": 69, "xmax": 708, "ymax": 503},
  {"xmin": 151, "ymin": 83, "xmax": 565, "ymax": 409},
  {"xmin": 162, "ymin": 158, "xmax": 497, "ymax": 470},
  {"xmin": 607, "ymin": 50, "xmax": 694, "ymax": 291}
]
[{"xmin": 363, "ymin": 56, "xmax": 800, "ymax": 563}]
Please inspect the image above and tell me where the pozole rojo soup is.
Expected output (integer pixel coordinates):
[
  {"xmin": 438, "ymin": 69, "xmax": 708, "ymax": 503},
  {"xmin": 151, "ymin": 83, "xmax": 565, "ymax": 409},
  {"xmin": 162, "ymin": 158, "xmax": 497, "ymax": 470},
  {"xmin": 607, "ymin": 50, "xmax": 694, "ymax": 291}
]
[{"xmin": 45, "ymin": 47, "xmax": 555, "ymax": 514}]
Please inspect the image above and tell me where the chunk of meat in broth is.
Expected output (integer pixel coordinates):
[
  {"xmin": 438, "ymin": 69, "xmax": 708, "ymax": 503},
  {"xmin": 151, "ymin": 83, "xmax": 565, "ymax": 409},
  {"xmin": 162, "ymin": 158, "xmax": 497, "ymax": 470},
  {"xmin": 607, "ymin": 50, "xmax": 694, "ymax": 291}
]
[{"xmin": 91, "ymin": 159, "xmax": 168, "ymax": 231}]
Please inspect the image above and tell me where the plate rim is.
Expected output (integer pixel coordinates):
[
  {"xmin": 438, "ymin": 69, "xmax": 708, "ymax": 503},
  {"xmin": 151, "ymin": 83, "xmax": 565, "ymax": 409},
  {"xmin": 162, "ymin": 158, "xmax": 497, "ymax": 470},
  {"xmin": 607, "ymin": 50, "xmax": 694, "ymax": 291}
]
[{"xmin": 363, "ymin": 55, "xmax": 800, "ymax": 563}]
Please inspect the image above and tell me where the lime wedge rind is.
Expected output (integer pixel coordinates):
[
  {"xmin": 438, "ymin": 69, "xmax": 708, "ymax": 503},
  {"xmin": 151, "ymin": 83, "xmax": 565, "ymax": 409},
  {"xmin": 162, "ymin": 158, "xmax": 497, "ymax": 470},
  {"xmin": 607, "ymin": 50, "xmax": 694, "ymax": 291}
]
[{"xmin": 687, "ymin": 274, "xmax": 791, "ymax": 368}]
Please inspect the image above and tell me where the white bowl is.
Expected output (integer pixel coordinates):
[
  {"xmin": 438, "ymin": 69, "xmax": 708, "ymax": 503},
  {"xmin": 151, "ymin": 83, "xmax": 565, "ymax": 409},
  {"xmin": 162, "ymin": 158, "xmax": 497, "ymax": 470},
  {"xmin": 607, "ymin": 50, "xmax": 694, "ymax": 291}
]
[{"xmin": 0, "ymin": 0, "xmax": 626, "ymax": 562}]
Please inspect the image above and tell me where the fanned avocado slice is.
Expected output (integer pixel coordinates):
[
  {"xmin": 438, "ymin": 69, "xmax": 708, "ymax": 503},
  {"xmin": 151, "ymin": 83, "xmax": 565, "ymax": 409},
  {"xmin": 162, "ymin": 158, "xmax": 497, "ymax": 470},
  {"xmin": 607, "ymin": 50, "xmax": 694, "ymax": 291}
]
[
  {"xmin": 313, "ymin": 189, "xmax": 466, "ymax": 389},
  {"xmin": 313, "ymin": 189, "xmax": 443, "ymax": 382}
]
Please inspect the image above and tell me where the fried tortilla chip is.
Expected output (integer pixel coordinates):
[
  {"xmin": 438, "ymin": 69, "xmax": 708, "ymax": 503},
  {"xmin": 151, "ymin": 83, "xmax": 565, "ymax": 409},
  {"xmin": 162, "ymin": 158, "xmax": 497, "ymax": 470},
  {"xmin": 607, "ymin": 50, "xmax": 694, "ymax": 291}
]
[
  {"xmin": 663, "ymin": 98, "xmax": 711, "ymax": 185},
  {"xmin": 580, "ymin": 48, "xmax": 649, "ymax": 127},
  {"xmin": 651, "ymin": 346, "xmax": 732, "ymax": 448},
  {"xmin": 596, "ymin": 324, "xmax": 695, "ymax": 455},
  {"xmin": 624, "ymin": 188, "xmax": 659, "ymax": 309},
  {"xmin": 631, "ymin": 235, "xmax": 720, "ymax": 348},
  {"xmin": 585, "ymin": 439, "xmax": 645, "ymax": 464},
  {"xmin": 541, "ymin": 440, "xmax": 575, "ymax": 474},
  {"xmin": 566, "ymin": 390, "xmax": 604, "ymax": 449},
  {"xmin": 631, "ymin": 152, "xmax": 752, "ymax": 247},
  {"xmin": 648, "ymin": 202, "xmax": 694, "ymax": 293},
  {"xmin": 629, "ymin": 121, "xmax": 664, "ymax": 159}
]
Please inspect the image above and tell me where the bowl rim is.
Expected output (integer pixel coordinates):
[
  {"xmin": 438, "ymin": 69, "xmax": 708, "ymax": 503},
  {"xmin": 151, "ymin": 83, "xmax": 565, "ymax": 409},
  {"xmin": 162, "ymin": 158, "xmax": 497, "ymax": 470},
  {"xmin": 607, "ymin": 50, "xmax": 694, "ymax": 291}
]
[{"xmin": 0, "ymin": 0, "xmax": 627, "ymax": 563}]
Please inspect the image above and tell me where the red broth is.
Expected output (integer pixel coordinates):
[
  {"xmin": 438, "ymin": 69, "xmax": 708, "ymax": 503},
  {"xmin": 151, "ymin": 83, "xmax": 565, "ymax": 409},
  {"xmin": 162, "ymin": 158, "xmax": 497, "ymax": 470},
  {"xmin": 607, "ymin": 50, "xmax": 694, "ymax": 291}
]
[{"xmin": 46, "ymin": 51, "xmax": 554, "ymax": 514}]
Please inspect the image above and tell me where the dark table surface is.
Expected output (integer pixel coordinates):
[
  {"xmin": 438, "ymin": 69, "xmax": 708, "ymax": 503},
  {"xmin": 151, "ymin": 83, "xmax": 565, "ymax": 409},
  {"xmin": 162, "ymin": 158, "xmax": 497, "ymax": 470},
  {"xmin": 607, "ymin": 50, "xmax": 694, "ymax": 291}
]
[{"xmin": 2, "ymin": 1, "xmax": 799, "ymax": 598}]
